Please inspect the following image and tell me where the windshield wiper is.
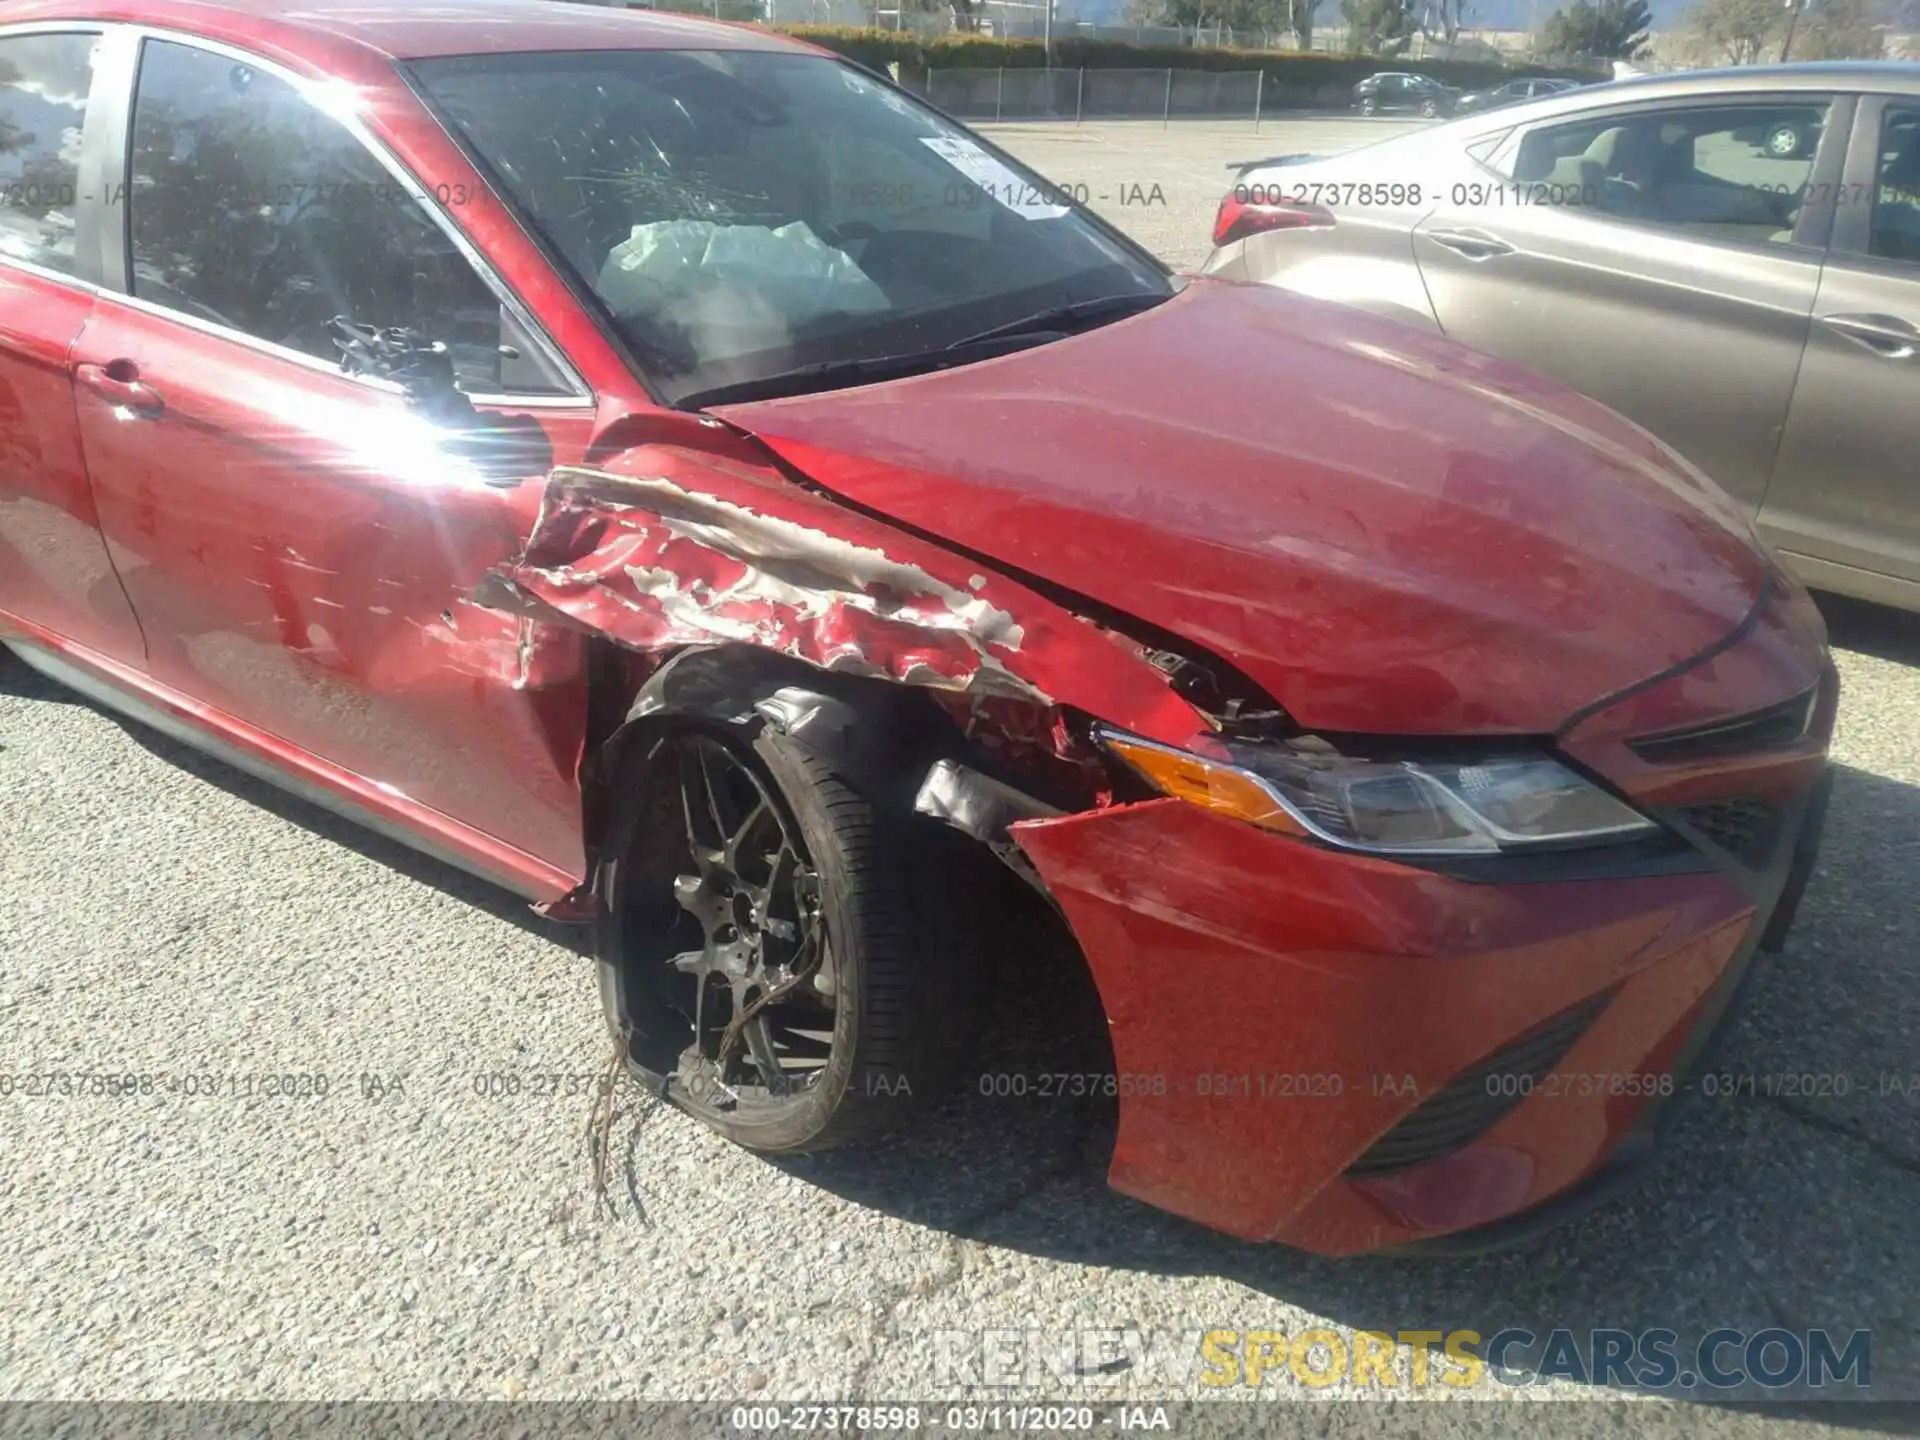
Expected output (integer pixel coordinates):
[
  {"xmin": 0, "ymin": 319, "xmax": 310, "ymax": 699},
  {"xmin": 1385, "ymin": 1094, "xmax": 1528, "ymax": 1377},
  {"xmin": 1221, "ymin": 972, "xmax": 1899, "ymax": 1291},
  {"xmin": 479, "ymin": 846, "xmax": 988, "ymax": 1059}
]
[
  {"xmin": 678, "ymin": 347, "xmax": 989, "ymax": 410},
  {"xmin": 678, "ymin": 291, "xmax": 1171, "ymax": 411},
  {"xmin": 943, "ymin": 291, "xmax": 1169, "ymax": 349}
]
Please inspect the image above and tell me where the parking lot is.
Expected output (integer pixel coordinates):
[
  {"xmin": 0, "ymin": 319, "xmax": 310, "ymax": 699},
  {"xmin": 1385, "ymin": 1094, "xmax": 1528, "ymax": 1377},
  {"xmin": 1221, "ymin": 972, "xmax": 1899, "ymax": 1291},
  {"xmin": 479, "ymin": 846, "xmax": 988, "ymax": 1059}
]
[
  {"xmin": 2, "ymin": 117, "xmax": 1918, "ymax": 1430},
  {"xmin": 978, "ymin": 117, "xmax": 1425, "ymax": 268}
]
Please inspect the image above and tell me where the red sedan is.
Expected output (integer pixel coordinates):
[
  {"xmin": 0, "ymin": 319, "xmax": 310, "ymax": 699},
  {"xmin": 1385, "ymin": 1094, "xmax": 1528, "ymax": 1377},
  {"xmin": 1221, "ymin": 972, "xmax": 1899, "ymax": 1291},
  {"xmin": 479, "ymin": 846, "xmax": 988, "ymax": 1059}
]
[{"xmin": 0, "ymin": 0, "xmax": 1834, "ymax": 1255}]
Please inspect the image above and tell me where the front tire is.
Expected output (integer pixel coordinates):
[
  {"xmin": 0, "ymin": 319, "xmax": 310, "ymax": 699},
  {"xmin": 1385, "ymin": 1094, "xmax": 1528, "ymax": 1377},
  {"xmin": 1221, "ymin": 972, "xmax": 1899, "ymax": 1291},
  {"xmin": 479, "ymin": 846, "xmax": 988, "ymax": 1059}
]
[
  {"xmin": 1419, "ymin": 98, "xmax": 1440, "ymax": 118},
  {"xmin": 1765, "ymin": 122, "xmax": 1804, "ymax": 159},
  {"xmin": 1359, "ymin": 97, "xmax": 1378, "ymax": 116},
  {"xmin": 597, "ymin": 723, "xmax": 977, "ymax": 1153}
]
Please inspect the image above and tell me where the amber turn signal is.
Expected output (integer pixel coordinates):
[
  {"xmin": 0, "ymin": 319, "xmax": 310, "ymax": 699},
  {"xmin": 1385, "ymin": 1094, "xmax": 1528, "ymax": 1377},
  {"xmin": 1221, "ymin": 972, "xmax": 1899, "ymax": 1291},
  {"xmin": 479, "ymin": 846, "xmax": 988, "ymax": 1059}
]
[{"xmin": 1101, "ymin": 733, "xmax": 1308, "ymax": 837}]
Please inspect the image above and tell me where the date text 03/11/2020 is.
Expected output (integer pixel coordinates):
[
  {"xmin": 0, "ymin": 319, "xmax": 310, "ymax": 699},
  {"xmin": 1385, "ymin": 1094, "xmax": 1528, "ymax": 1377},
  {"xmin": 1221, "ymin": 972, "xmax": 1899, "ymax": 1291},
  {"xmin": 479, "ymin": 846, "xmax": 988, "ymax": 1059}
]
[
  {"xmin": 729, "ymin": 1406, "xmax": 1172, "ymax": 1433},
  {"xmin": 1230, "ymin": 180, "xmax": 1599, "ymax": 208},
  {"xmin": 947, "ymin": 1070, "xmax": 1920, "ymax": 1103}
]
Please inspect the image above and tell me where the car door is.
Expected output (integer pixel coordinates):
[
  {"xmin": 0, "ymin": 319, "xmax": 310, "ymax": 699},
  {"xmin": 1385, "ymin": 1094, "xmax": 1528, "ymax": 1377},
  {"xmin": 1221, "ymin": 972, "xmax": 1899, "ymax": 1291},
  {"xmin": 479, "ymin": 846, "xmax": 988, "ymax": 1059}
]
[
  {"xmin": 0, "ymin": 25, "xmax": 146, "ymax": 666},
  {"xmin": 69, "ymin": 29, "xmax": 598, "ymax": 881},
  {"xmin": 1760, "ymin": 95, "xmax": 1920, "ymax": 607},
  {"xmin": 1411, "ymin": 93, "xmax": 1848, "ymax": 514}
]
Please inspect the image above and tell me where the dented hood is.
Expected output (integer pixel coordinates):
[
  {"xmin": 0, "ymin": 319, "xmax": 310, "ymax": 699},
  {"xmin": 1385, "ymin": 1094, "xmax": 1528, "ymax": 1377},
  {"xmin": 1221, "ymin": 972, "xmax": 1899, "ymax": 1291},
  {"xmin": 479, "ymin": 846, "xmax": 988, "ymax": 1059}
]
[{"xmin": 714, "ymin": 279, "xmax": 1771, "ymax": 735}]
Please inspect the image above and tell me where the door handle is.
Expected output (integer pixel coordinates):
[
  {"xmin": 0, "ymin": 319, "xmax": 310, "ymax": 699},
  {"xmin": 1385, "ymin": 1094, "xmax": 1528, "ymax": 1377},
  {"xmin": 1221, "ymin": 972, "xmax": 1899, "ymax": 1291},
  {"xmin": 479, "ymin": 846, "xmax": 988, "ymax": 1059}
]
[
  {"xmin": 1820, "ymin": 312, "xmax": 1919, "ymax": 360},
  {"xmin": 74, "ymin": 360, "xmax": 165, "ymax": 417},
  {"xmin": 1424, "ymin": 227, "xmax": 1517, "ymax": 260}
]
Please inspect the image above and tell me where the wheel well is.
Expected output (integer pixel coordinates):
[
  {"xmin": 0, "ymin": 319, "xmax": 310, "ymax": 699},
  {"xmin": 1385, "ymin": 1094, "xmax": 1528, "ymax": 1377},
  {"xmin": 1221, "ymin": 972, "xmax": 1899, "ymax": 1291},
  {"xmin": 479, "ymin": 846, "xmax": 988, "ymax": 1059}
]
[
  {"xmin": 582, "ymin": 639, "xmax": 1126, "ymax": 1132},
  {"xmin": 578, "ymin": 641, "xmax": 1082, "ymax": 886}
]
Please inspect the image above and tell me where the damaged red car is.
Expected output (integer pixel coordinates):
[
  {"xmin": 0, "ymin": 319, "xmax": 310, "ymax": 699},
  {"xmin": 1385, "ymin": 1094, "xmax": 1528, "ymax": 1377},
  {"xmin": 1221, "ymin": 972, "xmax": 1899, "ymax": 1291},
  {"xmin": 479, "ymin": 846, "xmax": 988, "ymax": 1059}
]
[{"xmin": 0, "ymin": 0, "xmax": 1835, "ymax": 1255}]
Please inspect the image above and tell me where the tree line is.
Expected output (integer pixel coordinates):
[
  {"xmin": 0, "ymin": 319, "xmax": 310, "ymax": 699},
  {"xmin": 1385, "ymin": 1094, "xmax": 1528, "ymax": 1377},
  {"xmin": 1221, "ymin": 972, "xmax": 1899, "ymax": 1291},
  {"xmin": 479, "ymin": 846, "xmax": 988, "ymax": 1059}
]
[{"xmin": 1100, "ymin": 0, "xmax": 1894, "ymax": 62}]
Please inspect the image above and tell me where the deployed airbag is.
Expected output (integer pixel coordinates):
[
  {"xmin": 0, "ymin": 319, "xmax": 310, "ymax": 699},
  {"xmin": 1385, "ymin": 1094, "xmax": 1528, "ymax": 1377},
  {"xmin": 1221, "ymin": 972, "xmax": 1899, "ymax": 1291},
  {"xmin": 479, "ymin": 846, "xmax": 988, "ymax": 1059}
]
[{"xmin": 596, "ymin": 220, "xmax": 889, "ymax": 327}]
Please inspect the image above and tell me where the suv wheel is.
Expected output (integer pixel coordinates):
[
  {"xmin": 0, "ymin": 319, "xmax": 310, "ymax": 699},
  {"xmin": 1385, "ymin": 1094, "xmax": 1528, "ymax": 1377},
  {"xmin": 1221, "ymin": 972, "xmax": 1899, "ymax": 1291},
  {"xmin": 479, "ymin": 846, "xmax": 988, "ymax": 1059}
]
[{"xmin": 1765, "ymin": 122, "xmax": 1804, "ymax": 159}]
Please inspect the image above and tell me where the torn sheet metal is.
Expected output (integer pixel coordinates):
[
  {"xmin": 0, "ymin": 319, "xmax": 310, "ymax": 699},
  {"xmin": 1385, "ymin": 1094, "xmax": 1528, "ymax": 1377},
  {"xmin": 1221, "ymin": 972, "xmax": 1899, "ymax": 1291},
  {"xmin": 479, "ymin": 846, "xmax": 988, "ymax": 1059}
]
[
  {"xmin": 914, "ymin": 758, "xmax": 1062, "ymax": 894},
  {"xmin": 914, "ymin": 758, "xmax": 1062, "ymax": 838},
  {"xmin": 474, "ymin": 456, "xmax": 1204, "ymax": 752}
]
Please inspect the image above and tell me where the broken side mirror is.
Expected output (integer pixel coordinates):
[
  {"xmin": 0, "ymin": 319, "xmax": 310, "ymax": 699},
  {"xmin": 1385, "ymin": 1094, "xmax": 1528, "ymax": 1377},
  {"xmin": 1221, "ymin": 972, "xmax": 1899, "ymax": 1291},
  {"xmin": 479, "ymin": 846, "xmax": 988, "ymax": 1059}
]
[
  {"xmin": 327, "ymin": 316, "xmax": 551, "ymax": 486},
  {"xmin": 328, "ymin": 317, "xmax": 478, "ymax": 426}
]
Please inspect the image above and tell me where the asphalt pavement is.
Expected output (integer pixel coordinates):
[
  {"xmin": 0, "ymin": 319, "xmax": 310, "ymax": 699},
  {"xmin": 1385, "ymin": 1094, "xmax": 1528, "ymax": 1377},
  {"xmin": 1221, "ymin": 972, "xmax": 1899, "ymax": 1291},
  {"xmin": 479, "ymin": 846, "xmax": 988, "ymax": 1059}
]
[{"xmin": 1, "ymin": 118, "xmax": 1916, "ymax": 1435}]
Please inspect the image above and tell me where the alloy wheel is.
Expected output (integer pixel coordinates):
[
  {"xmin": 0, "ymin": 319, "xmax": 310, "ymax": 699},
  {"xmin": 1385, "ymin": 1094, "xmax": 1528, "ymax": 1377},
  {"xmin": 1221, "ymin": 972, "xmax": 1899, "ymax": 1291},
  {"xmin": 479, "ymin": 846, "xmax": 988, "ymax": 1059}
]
[{"xmin": 660, "ymin": 733, "xmax": 837, "ymax": 1110}]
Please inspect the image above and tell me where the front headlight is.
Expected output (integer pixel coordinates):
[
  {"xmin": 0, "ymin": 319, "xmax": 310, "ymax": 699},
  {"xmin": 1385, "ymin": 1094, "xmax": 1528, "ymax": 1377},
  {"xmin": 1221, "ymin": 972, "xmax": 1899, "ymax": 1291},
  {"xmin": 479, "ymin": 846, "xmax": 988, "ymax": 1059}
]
[{"xmin": 1098, "ymin": 729, "xmax": 1656, "ymax": 857}]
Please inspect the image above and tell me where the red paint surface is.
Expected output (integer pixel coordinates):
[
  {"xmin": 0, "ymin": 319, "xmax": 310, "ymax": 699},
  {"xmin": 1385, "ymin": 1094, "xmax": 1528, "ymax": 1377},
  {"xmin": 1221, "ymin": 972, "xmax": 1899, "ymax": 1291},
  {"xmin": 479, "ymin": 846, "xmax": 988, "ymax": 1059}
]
[
  {"xmin": 1013, "ymin": 610, "xmax": 1830, "ymax": 1254},
  {"xmin": 5, "ymin": 0, "xmax": 797, "ymax": 61},
  {"xmin": 1018, "ymin": 795, "xmax": 1750, "ymax": 1252},
  {"xmin": 724, "ymin": 280, "xmax": 1775, "ymax": 735},
  {"xmin": 479, "ymin": 454, "xmax": 1205, "ymax": 752},
  {"xmin": 0, "ymin": 269, "xmax": 147, "ymax": 666},
  {"xmin": 1559, "ymin": 575, "xmax": 1835, "ymax": 811},
  {"xmin": 71, "ymin": 299, "xmax": 596, "ymax": 875},
  {"xmin": 0, "ymin": 608, "xmax": 580, "ymax": 902},
  {"xmin": 0, "ymin": 0, "xmax": 1839, "ymax": 1255}
]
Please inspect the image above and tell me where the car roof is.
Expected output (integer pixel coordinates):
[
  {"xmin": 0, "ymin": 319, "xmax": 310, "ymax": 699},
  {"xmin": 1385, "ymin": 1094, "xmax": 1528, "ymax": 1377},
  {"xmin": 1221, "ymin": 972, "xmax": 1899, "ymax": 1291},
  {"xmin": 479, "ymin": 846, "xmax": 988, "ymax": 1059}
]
[
  {"xmin": 1563, "ymin": 60, "xmax": 1920, "ymax": 101},
  {"xmin": 1404, "ymin": 60, "xmax": 1920, "ymax": 133},
  {"xmin": 2, "ymin": 0, "xmax": 808, "ymax": 61}
]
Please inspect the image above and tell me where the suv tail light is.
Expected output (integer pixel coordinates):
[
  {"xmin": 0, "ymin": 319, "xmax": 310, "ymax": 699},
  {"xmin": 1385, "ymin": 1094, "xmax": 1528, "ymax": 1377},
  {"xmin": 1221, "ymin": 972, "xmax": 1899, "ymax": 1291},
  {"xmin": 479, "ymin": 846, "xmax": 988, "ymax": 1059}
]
[{"xmin": 1212, "ymin": 191, "xmax": 1337, "ymax": 248}]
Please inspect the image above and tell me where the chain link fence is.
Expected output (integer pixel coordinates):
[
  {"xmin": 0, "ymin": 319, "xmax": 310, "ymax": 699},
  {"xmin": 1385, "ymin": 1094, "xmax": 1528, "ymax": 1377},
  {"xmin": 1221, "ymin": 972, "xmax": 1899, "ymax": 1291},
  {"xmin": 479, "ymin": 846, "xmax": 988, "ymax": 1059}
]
[
  {"xmin": 610, "ymin": 0, "xmax": 1554, "ymax": 63},
  {"xmin": 928, "ymin": 66, "xmax": 1253, "ymax": 122},
  {"xmin": 918, "ymin": 66, "xmax": 1270, "ymax": 122},
  {"xmin": 980, "ymin": 20, "xmax": 1550, "ymax": 62}
]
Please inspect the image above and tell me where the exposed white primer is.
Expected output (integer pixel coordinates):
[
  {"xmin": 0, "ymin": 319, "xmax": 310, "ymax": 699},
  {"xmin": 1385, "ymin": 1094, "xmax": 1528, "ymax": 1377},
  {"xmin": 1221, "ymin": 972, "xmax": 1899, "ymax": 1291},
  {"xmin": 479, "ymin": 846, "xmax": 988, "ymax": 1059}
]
[{"xmin": 537, "ymin": 467, "xmax": 1045, "ymax": 701}]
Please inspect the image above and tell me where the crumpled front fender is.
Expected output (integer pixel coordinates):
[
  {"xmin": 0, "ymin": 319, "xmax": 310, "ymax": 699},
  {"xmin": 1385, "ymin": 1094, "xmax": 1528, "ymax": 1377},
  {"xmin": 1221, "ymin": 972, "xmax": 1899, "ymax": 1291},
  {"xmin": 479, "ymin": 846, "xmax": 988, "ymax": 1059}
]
[{"xmin": 473, "ymin": 449, "xmax": 1207, "ymax": 756}]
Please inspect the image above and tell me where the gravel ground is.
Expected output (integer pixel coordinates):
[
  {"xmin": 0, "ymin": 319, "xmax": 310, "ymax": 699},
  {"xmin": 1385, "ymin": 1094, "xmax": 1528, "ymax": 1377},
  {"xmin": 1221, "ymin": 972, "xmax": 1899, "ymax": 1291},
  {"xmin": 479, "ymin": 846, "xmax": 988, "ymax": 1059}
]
[{"xmin": 2, "ymin": 119, "xmax": 1918, "ymax": 1435}]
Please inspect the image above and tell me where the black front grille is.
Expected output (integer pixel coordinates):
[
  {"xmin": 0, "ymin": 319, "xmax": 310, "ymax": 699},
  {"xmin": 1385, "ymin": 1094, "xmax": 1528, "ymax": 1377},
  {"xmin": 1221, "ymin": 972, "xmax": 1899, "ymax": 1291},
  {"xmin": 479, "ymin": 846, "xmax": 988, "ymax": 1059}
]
[
  {"xmin": 1629, "ymin": 688, "xmax": 1816, "ymax": 765},
  {"xmin": 1345, "ymin": 992, "xmax": 1613, "ymax": 1178},
  {"xmin": 1678, "ymin": 796, "xmax": 1783, "ymax": 869}
]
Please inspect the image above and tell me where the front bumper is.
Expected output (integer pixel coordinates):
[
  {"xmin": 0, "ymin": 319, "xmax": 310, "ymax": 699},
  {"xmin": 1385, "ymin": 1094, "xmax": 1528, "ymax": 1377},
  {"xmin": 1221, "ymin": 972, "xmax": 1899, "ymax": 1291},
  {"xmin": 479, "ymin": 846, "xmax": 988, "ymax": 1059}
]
[
  {"xmin": 1389, "ymin": 762, "xmax": 1832, "ymax": 1258},
  {"xmin": 1009, "ymin": 599, "xmax": 1836, "ymax": 1257}
]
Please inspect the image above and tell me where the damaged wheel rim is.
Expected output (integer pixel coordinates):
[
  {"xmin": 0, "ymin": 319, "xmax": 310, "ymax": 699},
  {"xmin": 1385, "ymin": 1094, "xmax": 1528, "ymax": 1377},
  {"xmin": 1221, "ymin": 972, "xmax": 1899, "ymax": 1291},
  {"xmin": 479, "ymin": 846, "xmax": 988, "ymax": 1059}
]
[{"xmin": 660, "ymin": 733, "xmax": 835, "ymax": 1109}]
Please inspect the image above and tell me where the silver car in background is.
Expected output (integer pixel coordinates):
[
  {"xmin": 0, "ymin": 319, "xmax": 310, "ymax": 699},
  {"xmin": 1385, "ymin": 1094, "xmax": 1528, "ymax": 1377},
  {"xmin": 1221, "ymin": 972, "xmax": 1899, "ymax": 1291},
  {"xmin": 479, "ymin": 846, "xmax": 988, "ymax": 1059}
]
[
  {"xmin": 1454, "ymin": 76, "xmax": 1588, "ymax": 115},
  {"xmin": 1205, "ymin": 63, "xmax": 1920, "ymax": 612}
]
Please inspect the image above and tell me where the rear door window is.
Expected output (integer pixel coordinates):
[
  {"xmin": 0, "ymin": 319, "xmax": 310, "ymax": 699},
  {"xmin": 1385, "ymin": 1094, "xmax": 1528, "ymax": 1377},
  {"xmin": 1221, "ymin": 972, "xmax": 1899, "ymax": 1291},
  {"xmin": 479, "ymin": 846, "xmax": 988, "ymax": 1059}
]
[
  {"xmin": 1500, "ymin": 100, "xmax": 1833, "ymax": 245},
  {"xmin": 0, "ymin": 33, "xmax": 97, "ymax": 277}
]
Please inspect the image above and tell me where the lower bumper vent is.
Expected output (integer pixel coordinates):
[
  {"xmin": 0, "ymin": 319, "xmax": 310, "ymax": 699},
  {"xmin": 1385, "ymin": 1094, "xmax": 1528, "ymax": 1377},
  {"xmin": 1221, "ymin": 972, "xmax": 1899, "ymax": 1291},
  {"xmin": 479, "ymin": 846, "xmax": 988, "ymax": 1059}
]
[
  {"xmin": 1679, "ymin": 797, "xmax": 1783, "ymax": 869},
  {"xmin": 1345, "ymin": 991, "xmax": 1614, "ymax": 1178}
]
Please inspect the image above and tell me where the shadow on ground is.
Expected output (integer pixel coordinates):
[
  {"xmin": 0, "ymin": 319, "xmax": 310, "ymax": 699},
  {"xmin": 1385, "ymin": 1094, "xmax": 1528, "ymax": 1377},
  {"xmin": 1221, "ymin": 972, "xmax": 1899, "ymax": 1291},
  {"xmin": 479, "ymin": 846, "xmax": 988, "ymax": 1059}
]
[
  {"xmin": 0, "ymin": 646, "xmax": 589, "ymax": 956},
  {"xmin": 1815, "ymin": 591, "xmax": 1920, "ymax": 668}
]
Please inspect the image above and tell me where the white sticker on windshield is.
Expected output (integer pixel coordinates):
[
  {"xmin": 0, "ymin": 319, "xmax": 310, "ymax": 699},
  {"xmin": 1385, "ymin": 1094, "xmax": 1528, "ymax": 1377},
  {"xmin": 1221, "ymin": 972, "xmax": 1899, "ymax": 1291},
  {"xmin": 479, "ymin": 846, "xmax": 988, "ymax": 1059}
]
[{"xmin": 920, "ymin": 136, "xmax": 1070, "ymax": 219}]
